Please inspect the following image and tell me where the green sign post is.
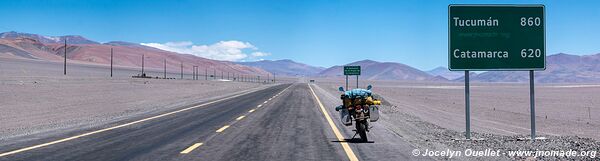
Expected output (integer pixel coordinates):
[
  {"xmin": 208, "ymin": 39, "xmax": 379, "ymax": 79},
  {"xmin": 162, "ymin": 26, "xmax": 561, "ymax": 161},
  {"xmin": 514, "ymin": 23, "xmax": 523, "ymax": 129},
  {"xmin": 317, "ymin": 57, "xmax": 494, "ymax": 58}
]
[
  {"xmin": 343, "ymin": 66, "xmax": 361, "ymax": 90},
  {"xmin": 343, "ymin": 66, "xmax": 361, "ymax": 75},
  {"xmin": 449, "ymin": 5, "xmax": 545, "ymax": 70},
  {"xmin": 449, "ymin": 5, "xmax": 545, "ymax": 140}
]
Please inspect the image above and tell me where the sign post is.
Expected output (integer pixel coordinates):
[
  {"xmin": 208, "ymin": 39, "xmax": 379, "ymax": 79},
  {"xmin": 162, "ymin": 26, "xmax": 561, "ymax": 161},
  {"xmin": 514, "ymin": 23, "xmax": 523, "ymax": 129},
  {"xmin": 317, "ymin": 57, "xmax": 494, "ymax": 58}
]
[
  {"xmin": 465, "ymin": 70, "xmax": 470, "ymax": 139},
  {"xmin": 449, "ymin": 5, "xmax": 545, "ymax": 140},
  {"xmin": 343, "ymin": 66, "xmax": 361, "ymax": 90},
  {"xmin": 529, "ymin": 70, "xmax": 535, "ymax": 139}
]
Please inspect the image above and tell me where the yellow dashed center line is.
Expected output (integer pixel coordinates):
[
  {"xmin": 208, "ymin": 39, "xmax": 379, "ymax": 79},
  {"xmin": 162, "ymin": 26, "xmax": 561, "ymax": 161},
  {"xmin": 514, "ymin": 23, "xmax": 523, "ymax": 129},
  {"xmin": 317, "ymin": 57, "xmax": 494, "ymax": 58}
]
[
  {"xmin": 236, "ymin": 116, "xmax": 246, "ymax": 120},
  {"xmin": 180, "ymin": 143, "xmax": 203, "ymax": 154},
  {"xmin": 215, "ymin": 125, "xmax": 230, "ymax": 133},
  {"xmin": 308, "ymin": 84, "xmax": 359, "ymax": 161},
  {"xmin": 179, "ymin": 84, "xmax": 292, "ymax": 155}
]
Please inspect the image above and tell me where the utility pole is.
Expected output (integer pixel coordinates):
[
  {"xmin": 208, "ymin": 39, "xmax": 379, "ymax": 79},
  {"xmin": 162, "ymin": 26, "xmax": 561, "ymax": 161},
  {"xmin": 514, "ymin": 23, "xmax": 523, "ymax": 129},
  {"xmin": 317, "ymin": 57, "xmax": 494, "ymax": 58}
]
[
  {"xmin": 180, "ymin": 62, "xmax": 183, "ymax": 79},
  {"xmin": 141, "ymin": 54, "xmax": 145, "ymax": 76},
  {"xmin": 110, "ymin": 48, "xmax": 113, "ymax": 77},
  {"xmin": 221, "ymin": 71, "xmax": 223, "ymax": 79},
  {"xmin": 213, "ymin": 68, "xmax": 216, "ymax": 80},
  {"xmin": 64, "ymin": 39, "xmax": 67, "ymax": 75},
  {"xmin": 193, "ymin": 66, "xmax": 199, "ymax": 80},
  {"xmin": 164, "ymin": 59, "xmax": 167, "ymax": 79},
  {"xmin": 205, "ymin": 68, "xmax": 207, "ymax": 80}
]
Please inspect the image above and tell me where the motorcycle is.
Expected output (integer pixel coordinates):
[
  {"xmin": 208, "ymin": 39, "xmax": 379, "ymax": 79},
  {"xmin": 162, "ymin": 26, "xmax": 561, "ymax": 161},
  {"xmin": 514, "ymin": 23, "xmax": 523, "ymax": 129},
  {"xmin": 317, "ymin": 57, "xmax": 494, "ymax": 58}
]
[{"xmin": 335, "ymin": 85, "xmax": 381, "ymax": 142}]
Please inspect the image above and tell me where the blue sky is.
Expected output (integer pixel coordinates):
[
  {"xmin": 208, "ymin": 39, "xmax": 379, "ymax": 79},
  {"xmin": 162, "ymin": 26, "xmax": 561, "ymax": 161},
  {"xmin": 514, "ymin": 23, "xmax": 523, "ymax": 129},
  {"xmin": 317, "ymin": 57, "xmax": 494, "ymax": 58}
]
[{"xmin": 0, "ymin": 0, "xmax": 598, "ymax": 70}]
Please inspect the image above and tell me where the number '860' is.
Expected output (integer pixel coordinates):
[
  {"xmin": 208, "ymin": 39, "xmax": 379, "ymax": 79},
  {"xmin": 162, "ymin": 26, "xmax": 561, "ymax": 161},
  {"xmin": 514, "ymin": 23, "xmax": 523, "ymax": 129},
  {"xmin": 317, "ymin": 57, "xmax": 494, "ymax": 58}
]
[{"xmin": 521, "ymin": 17, "xmax": 541, "ymax": 26}]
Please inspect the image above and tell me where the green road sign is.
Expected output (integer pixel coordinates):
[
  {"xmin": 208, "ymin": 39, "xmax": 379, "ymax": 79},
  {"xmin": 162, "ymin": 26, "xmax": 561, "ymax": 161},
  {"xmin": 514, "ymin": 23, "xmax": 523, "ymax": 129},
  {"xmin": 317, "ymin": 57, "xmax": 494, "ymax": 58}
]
[
  {"xmin": 344, "ymin": 66, "xmax": 361, "ymax": 75},
  {"xmin": 449, "ymin": 5, "xmax": 546, "ymax": 71}
]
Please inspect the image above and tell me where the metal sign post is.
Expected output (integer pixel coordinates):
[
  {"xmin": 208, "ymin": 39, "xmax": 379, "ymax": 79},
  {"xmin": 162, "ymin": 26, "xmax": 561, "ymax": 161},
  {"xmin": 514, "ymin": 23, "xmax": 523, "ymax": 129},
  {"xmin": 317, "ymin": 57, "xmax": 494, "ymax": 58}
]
[
  {"xmin": 529, "ymin": 70, "xmax": 535, "ymax": 139},
  {"xmin": 345, "ymin": 75, "xmax": 348, "ymax": 90},
  {"xmin": 343, "ymin": 66, "xmax": 361, "ymax": 90},
  {"xmin": 449, "ymin": 5, "xmax": 545, "ymax": 140},
  {"xmin": 449, "ymin": 5, "xmax": 546, "ymax": 140},
  {"xmin": 356, "ymin": 75, "xmax": 359, "ymax": 88},
  {"xmin": 465, "ymin": 70, "xmax": 470, "ymax": 139},
  {"xmin": 449, "ymin": 5, "xmax": 546, "ymax": 70}
]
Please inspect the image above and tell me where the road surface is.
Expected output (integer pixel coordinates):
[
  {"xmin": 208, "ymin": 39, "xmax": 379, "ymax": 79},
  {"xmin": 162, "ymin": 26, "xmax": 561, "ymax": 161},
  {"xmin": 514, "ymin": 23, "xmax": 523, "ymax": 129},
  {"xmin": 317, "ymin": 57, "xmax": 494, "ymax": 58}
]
[{"xmin": 0, "ymin": 83, "xmax": 427, "ymax": 161}]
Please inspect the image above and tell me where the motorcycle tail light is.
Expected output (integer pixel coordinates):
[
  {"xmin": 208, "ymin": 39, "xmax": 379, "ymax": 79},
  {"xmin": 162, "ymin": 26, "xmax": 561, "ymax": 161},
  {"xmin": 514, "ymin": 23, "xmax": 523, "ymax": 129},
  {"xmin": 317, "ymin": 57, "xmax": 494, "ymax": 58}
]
[{"xmin": 355, "ymin": 105, "xmax": 362, "ymax": 110}]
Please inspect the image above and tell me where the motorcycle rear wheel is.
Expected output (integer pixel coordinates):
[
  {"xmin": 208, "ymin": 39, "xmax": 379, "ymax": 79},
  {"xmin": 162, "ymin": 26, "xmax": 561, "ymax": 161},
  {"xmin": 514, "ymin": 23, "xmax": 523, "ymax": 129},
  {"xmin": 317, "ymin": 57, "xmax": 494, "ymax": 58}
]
[{"xmin": 356, "ymin": 120, "xmax": 368, "ymax": 142}]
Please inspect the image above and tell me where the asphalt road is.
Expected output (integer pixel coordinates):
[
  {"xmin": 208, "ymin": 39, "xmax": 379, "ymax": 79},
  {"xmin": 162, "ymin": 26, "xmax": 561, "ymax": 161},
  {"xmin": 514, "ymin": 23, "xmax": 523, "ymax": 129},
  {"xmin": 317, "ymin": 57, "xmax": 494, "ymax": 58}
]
[{"xmin": 0, "ymin": 83, "xmax": 426, "ymax": 161}]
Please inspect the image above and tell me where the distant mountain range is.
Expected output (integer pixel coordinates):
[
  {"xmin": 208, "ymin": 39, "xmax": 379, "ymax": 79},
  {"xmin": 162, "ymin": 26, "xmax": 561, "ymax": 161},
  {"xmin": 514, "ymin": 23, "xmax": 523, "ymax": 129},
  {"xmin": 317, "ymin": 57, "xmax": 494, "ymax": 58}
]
[
  {"xmin": 457, "ymin": 53, "xmax": 600, "ymax": 83},
  {"xmin": 317, "ymin": 60, "xmax": 447, "ymax": 81},
  {"xmin": 2, "ymin": 31, "xmax": 599, "ymax": 83},
  {"xmin": 238, "ymin": 59, "xmax": 325, "ymax": 76},
  {"xmin": 240, "ymin": 59, "xmax": 445, "ymax": 81},
  {"xmin": 0, "ymin": 31, "xmax": 100, "ymax": 44},
  {"xmin": 426, "ymin": 67, "xmax": 464, "ymax": 80},
  {"xmin": 0, "ymin": 31, "xmax": 269, "ymax": 76}
]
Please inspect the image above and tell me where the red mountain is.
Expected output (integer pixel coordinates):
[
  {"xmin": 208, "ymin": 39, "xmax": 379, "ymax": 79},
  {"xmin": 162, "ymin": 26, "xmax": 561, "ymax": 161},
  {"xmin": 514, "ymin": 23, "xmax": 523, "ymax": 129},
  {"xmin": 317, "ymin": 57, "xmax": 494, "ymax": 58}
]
[
  {"xmin": 0, "ymin": 31, "xmax": 270, "ymax": 76},
  {"xmin": 456, "ymin": 53, "xmax": 600, "ymax": 83},
  {"xmin": 318, "ymin": 60, "xmax": 445, "ymax": 81}
]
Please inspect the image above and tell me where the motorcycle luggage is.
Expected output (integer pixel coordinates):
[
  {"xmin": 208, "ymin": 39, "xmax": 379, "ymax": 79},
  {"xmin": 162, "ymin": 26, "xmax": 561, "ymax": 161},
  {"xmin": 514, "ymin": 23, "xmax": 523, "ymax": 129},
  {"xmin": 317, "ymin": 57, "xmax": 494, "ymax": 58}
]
[
  {"xmin": 369, "ymin": 105, "xmax": 380, "ymax": 122},
  {"xmin": 344, "ymin": 89, "xmax": 372, "ymax": 99},
  {"xmin": 340, "ymin": 108, "xmax": 352, "ymax": 126},
  {"xmin": 335, "ymin": 105, "xmax": 343, "ymax": 111},
  {"xmin": 343, "ymin": 98, "xmax": 353, "ymax": 107}
]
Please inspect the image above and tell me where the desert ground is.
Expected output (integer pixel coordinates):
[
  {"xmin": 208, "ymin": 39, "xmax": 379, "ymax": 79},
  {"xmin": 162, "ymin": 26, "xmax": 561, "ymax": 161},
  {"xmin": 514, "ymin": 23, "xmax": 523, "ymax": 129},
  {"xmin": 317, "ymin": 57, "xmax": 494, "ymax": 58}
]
[
  {"xmin": 311, "ymin": 78, "xmax": 600, "ymax": 139},
  {"xmin": 1, "ymin": 57, "xmax": 598, "ymax": 160},
  {"xmin": 0, "ymin": 58, "xmax": 283, "ymax": 146},
  {"xmin": 310, "ymin": 77, "xmax": 600, "ymax": 160}
]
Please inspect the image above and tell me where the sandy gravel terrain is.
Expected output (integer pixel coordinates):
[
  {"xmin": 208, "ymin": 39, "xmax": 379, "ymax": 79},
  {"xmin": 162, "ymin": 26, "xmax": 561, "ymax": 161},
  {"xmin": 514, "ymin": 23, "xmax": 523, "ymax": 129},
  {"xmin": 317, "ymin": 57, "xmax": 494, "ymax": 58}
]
[
  {"xmin": 311, "ymin": 78, "xmax": 600, "ymax": 160},
  {"xmin": 312, "ymin": 78, "xmax": 600, "ymax": 139},
  {"xmin": 0, "ymin": 58, "xmax": 276, "ymax": 145}
]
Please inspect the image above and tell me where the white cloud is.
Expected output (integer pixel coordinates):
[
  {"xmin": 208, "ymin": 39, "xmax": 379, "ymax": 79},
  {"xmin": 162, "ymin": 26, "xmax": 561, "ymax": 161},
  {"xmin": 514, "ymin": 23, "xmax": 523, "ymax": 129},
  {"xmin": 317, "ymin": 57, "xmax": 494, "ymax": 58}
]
[
  {"xmin": 251, "ymin": 52, "xmax": 270, "ymax": 57},
  {"xmin": 140, "ymin": 40, "xmax": 269, "ymax": 62}
]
